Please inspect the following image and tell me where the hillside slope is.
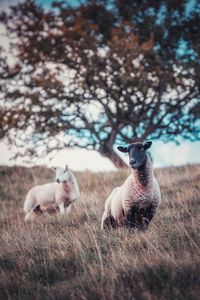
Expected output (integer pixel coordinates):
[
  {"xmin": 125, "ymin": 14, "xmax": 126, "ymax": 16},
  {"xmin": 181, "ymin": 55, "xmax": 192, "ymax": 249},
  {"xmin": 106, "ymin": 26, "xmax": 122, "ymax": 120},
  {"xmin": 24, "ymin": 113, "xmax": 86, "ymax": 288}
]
[{"xmin": 0, "ymin": 165, "xmax": 200, "ymax": 300}]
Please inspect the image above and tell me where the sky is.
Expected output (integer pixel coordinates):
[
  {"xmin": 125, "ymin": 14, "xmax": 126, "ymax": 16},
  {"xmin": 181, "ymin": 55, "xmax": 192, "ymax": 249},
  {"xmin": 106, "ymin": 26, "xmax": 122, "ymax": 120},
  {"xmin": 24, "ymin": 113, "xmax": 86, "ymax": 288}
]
[
  {"xmin": 0, "ymin": 0, "xmax": 199, "ymax": 171},
  {"xmin": 0, "ymin": 140, "xmax": 199, "ymax": 172}
]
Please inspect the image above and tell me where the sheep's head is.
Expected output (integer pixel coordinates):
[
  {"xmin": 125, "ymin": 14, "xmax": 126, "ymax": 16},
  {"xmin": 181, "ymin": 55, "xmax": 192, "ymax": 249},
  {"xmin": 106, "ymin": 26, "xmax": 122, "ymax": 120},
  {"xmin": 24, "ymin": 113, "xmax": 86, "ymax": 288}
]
[
  {"xmin": 55, "ymin": 165, "xmax": 71, "ymax": 183},
  {"xmin": 117, "ymin": 141, "xmax": 152, "ymax": 169}
]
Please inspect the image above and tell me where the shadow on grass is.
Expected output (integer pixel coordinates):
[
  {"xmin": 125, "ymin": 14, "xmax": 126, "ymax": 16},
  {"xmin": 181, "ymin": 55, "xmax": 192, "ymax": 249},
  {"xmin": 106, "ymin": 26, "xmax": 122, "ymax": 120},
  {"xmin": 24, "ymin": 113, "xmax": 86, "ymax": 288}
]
[{"xmin": 113, "ymin": 262, "xmax": 200, "ymax": 300}]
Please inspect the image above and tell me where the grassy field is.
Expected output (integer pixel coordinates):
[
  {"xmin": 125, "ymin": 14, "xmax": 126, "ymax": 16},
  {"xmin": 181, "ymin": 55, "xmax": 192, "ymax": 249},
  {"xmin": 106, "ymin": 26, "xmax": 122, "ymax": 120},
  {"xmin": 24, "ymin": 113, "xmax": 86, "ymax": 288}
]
[{"xmin": 0, "ymin": 164, "xmax": 200, "ymax": 300}]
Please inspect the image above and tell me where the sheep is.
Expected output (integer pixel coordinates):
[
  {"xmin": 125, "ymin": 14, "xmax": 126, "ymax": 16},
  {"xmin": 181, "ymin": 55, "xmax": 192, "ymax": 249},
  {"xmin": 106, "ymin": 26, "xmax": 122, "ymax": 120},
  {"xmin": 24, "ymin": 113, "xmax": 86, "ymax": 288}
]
[
  {"xmin": 24, "ymin": 165, "xmax": 80, "ymax": 221},
  {"xmin": 101, "ymin": 141, "xmax": 161, "ymax": 230}
]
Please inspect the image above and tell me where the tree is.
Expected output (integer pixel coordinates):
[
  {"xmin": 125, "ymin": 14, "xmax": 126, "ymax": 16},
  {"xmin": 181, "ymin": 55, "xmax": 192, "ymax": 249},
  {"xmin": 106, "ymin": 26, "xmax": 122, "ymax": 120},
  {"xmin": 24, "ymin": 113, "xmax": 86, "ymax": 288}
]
[{"xmin": 0, "ymin": 0, "xmax": 199, "ymax": 167}]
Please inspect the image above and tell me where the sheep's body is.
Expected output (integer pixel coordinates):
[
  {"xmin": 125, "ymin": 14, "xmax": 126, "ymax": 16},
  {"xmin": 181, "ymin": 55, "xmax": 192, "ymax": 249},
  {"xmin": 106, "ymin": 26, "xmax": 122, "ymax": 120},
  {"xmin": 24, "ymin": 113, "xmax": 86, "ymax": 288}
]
[
  {"xmin": 24, "ymin": 169, "xmax": 80, "ymax": 221},
  {"xmin": 101, "ymin": 154, "xmax": 161, "ymax": 230}
]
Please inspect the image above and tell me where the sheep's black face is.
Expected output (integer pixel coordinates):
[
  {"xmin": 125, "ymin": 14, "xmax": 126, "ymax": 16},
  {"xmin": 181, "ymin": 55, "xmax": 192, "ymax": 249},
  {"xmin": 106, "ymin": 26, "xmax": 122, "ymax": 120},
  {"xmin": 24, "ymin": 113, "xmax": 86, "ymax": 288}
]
[{"xmin": 117, "ymin": 141, "xmax": 152, "ymax": 169}]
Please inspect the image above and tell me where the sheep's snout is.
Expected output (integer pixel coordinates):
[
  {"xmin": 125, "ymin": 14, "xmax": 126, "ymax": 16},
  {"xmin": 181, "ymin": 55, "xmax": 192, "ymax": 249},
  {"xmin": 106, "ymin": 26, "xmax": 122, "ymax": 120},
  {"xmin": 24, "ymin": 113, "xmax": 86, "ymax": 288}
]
[
  {"xmin": 130, "ymin": 159, "xmax": 137, "ymax": 167},
  {"xmin": 62, "ymin": 181, "xmax": 71, "ymax": 193},
  {"xmin": 130, "ymin": 159, "xmax": 142, "ymax": 168}
]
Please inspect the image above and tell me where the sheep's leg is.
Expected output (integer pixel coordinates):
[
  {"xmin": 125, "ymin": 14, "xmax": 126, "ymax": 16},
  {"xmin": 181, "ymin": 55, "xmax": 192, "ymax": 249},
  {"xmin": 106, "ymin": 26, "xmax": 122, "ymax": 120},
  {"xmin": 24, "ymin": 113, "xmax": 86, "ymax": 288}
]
[
  {"xmin": 59, "ymin": 202, "xmax": 65, "ymax": 214},
  {"xmin": 125, "ymin": 206, "xmax": 138, "ymax": 229},
  {"xmin": 24, "ymin": 204, "xmax": 42, "ymax": 221},
  {"xmin": 101, "ymin": 210, "xmax": 118, "ymax": 230},
  {"xmin": 139, "ymin": 204, "xmax": 156, "ymax": 231},
  {"xmin": 125, "ymin": 202, "xmax": 156, "ymax": 231}
]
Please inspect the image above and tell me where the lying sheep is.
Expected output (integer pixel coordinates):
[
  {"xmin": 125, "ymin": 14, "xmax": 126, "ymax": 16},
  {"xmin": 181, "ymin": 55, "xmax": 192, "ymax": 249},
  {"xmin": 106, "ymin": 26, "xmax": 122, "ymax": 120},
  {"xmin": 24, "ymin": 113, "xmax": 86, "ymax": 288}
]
[
  {"xmin": 24, "ymin": 165, "xmax": 80, "ymax": 221},
  {"xmin": 101, "ymin": 141, "xmax": 161, "ymax": 230}
]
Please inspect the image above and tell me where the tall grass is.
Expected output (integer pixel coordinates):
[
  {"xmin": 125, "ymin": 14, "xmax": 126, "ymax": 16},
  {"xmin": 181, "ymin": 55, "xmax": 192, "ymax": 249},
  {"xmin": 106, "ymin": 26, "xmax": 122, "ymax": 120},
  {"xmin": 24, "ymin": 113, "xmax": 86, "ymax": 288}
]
[{"xmin": 0, "ymin": 164, "xmax": 200, "ymax": 300}]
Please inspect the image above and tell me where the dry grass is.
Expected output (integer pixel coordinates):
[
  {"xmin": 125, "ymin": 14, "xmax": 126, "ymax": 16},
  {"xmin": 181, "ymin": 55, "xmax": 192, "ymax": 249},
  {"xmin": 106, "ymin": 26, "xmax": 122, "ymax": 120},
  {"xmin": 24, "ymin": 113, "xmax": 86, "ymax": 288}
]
[{"xmin": 0, "ymin": 164, "xmax": 200, "ymax": 300}]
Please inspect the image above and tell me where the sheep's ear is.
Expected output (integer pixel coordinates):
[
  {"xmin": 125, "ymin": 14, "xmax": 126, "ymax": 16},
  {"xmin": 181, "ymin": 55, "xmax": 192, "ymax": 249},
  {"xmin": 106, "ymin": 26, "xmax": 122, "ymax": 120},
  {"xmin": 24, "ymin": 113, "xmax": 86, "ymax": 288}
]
[
  {"xmin": 65, "ymin": 164, "xmax": 68, "ymax": 171},
  {"xmin": 144, "ymin": 141, "xmax": 152, "ymax": 150},
  {"xmin": 117, "ymin": 146, "xmax": 128, "ymax": 153}
]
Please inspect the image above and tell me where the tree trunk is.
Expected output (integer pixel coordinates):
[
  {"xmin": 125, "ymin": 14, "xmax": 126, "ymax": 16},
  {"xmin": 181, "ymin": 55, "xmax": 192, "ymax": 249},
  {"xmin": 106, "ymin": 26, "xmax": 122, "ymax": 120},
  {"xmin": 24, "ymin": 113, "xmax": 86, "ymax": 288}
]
[{"xmin": 99, "ymin": 145, "xmax": 128, "ymax": 169}]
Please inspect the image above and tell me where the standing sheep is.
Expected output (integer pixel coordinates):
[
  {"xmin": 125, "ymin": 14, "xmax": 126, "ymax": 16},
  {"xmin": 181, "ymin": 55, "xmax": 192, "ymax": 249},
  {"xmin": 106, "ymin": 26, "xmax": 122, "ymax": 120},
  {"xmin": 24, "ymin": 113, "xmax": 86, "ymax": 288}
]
[
  {"xmin": 24, "ymin": 165, "xmax": 80, "ymax": 221},
  {"xmin": 101, "ymin": 141, "xmax": 161, "ymax": 230}
]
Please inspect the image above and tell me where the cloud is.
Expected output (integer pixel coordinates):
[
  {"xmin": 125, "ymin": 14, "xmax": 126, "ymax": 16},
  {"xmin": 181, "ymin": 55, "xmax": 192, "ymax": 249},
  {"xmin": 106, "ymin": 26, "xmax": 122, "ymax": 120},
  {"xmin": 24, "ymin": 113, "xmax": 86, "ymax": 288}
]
[
  {"xmin": 48, "ymin": 149, "xmax": 116, "ymax": 172},
  {"xmin": 151, "ymin": 140, "xmax": 200, "ymax": 168}
]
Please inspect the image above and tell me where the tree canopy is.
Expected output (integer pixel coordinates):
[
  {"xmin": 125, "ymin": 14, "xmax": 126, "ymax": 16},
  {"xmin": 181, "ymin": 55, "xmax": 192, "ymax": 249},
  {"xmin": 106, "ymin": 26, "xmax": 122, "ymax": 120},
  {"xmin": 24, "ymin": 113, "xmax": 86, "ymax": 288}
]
[{"xmin": 0, "ymin": 0, "xmax": 199, "ymax": 167}]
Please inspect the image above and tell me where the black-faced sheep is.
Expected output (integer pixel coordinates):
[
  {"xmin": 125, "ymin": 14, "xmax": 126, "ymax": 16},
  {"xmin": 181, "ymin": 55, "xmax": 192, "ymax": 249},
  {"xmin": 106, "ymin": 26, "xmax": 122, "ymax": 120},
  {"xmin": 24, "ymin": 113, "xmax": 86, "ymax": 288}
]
[{"xmin": 101, "ymin": 141, "xmax": 161, "ymax": 230}]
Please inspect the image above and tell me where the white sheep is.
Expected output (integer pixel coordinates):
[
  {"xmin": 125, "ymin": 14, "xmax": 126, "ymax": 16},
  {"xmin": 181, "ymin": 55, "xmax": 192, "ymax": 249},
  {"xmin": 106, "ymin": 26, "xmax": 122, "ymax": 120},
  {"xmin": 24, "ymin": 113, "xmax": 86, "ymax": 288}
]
[
  {"xmin": 24, "ymin": 165, "xmax": 80, "ymax": 221},
  {"xmin": 101, "ymin": 141, "xmax": 161, "ymax": 230}
]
